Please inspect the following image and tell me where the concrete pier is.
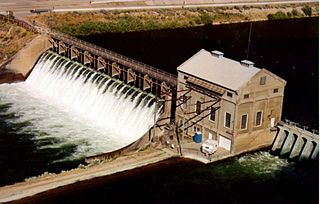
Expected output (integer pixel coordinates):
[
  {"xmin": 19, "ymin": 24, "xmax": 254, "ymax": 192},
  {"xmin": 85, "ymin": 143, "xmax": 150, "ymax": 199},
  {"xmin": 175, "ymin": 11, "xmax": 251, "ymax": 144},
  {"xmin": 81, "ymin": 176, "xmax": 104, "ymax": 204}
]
[
  {"xmin": 280, "ymin": 132, "xmax": 296, "ymax": 156},
  {"xmin": 289, "ymin": 136, "xmax": 305, "ymax": 159},
  {"xmin": 271, "ymin": 127, "xmax": 287, "ymax": 152},
  {"xmin": 271, "ymin": 121, "xmax": 318, "ymax": 161}
]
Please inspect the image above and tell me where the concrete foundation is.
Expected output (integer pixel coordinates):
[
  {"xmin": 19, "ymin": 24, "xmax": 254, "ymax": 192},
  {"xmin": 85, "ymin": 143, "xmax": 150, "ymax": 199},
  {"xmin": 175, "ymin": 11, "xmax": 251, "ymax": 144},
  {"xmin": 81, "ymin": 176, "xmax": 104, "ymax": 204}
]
[{"xmin": 1, "ymin": 35, "xmax": 50, "ymax": 83}]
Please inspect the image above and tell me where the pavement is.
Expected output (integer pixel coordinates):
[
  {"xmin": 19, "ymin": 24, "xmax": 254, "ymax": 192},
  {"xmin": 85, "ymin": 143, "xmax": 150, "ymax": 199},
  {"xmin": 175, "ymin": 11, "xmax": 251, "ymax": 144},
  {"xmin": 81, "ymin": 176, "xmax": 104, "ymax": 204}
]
[
  {"xmin": 0, "ymin": 0, "xmax": 318, "ymax": 18},
  {"xmin": 0, "ymin": 148, "xmax": 177, "ymax": 203}
]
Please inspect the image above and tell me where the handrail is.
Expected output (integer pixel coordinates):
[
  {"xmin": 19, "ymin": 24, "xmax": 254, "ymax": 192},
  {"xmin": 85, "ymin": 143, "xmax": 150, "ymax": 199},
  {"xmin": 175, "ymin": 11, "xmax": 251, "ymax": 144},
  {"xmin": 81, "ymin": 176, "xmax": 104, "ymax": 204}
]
[
  {"xmin": 0, "ymin": 13, "xmax": 177, "ymax": 86},
  {"xmin": 49, "ymin": 29, "xmax": 177, "ymax": 85}
]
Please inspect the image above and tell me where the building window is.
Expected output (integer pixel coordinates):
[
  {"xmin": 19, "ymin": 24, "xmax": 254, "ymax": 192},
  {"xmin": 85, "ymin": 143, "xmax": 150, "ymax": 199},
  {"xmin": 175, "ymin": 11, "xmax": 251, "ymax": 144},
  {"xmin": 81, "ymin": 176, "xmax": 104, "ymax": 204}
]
[
  {"xmin": 273, "ymin": 88, "xmax": 279, "ymax": 93},
  {"xmin": 209, "ymin": 107, "xmax": 216, "ymax": 122},
  {"xmin": 183, "ymin": 75, "xmax": 189, "ymax": 80},
  {"xmin": 244, "ymin": 94, "xmax": 249, "ymax": 99},
  {"xmin": 227, "ymin": 92, "xmax": 233, "ymax": 98},
  {"xmin": 260, "ymin": 76, "xmax": 266, "ymax": 85},
  {"xmin": 182, "ymin": 95, "xmax": 187, "ymax": 109},
  {"xmin": 196, "ymin": 100, "xmax": 201, "ymax": 115},
  {"xmin": 193, "ymin": 125, "xmax": 201, "ymax": 133},
  {"xmin": 224, "ymin": 112, "xmax": 231, "ymax": 128},
  {"xmin": 241, "ymin": 114, "xmax": 248, "ymax": 130},
  {"xmin": 255, "ymin": 111, "xmax": 263, "ymax": 126}
]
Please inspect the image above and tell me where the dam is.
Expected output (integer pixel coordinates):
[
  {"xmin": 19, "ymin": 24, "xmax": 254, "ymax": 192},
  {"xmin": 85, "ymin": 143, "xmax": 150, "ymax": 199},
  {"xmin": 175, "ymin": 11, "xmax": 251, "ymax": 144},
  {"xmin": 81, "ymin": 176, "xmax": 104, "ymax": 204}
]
[
  {"xmin": 0, "ymin": 12, "xmax": 318, "ymax": 202},
  {"xmin": 0, "ymin": 51, "xmax": 163, "ymax": 159}
]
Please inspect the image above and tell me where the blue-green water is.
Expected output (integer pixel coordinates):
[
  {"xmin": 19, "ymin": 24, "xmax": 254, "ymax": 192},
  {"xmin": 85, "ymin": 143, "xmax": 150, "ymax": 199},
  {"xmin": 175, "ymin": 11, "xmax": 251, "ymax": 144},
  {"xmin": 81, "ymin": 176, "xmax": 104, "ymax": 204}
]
[{"xmin": 18, "ymin": 152, "xmax": 319, "ymax": 204}]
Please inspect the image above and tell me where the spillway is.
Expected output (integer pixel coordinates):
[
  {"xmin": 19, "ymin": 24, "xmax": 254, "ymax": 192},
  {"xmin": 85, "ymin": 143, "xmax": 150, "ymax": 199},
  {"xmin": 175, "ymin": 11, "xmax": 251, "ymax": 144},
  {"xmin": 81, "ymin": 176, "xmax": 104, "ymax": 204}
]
[{"xmin": 0, "ymin": 51, "xmax": 162, "ymax": 160}]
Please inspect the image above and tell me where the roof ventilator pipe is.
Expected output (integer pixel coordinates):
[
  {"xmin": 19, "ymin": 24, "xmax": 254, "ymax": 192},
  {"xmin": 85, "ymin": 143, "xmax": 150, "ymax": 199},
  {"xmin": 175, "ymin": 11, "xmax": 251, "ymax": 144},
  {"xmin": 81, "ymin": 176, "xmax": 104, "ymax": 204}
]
[
  {"xmin": 240, "ymin": 60, "xmax": 255, "ymax": 68},
  {"xmin": 211, "ymin": 50, "xmax": 224, "ymax": 58}
]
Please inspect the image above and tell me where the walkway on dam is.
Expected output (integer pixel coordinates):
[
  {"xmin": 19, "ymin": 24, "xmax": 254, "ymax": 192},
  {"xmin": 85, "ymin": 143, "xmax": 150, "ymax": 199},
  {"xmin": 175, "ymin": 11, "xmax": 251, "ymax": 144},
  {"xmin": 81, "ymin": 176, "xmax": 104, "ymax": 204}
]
[{"xmin": 0, "ymin": 148, "xmax": 177, "ymax": 203}]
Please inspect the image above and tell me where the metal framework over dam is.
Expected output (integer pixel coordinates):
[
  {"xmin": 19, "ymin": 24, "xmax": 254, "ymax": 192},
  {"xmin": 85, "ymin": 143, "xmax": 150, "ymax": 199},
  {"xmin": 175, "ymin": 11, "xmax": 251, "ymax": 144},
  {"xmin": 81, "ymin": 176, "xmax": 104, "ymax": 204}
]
[{"xmin": 47, "ymin": 30, "xmax": 177, "ymax": 97}]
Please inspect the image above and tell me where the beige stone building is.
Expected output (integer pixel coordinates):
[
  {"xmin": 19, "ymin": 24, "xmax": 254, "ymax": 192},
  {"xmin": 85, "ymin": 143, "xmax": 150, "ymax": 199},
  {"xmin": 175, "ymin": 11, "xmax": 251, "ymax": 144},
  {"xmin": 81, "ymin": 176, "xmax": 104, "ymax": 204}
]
[{"xmin": 176, "ymin": 49, "xmax": 286, "ymax": 154}]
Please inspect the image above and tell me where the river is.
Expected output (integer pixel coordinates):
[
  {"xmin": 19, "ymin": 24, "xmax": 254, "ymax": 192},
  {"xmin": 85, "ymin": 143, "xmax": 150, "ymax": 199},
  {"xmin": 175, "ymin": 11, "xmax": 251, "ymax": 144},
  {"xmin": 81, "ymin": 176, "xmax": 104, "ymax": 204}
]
[
  {"xmin": 80, "ymin": 17, "xmax": 319, "ymax": 130},
  {"xmin": 0, "ymin": 17, "xmax": 318, "ymax": 203}
]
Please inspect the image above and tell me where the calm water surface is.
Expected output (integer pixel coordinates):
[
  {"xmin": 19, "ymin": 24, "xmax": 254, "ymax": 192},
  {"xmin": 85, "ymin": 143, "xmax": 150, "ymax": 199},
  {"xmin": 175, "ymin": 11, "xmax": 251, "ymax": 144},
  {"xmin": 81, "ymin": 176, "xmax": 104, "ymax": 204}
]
[{"xmin": 80, "ymin": 17, "xmax": 319, "ymax": 130}]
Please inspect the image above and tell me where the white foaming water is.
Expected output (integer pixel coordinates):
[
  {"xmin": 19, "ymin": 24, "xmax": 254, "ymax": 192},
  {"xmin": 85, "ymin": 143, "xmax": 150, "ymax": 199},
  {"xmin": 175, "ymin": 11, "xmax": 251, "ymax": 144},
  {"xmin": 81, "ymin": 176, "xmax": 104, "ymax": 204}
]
[
  {"xmin": 0, "ymin": 51, "xmax": 162, "ymax": 160},
  {"xmin": 238, "ymin": 151, "xmax": 292, "ymax": 175}
]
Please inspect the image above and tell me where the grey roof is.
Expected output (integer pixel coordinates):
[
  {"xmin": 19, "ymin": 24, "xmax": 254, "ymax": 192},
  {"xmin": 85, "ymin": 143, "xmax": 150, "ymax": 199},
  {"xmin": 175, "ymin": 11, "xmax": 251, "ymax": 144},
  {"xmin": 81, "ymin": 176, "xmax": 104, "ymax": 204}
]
[{"xmin": 177, "ymin": 49, "xmax": 261, "ymax": 91}]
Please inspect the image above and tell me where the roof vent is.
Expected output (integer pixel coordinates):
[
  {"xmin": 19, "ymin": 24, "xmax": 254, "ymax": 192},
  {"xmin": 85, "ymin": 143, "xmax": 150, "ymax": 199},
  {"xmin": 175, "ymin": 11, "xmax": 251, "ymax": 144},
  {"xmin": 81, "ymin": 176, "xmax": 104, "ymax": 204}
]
[
  {"xmin": 211, "ymin": 50, "xmax": 224, "ymax": 58},
  {"xmin": 240, "ymin": 60, "xmax": 255, "ymax": 68}
]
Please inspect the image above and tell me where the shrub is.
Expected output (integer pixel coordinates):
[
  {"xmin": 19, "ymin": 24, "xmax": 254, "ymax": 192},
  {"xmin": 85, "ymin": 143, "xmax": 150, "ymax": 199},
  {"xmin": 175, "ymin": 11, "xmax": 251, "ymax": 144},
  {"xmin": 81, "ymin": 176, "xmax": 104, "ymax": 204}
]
[
  {"xmin": 302, "ymin": 5, "xmax": 312, "ymax": 16},
  {"xmin": 267, "ymin": 11, "xmax": 288, "ymax": 20},
  {"xmin": 199, "ymin": 12, "xmax": 214, "ymax": 25},
  {"xmin": 287, "ymin": 12, "xmax": 292, "ymax": 18},
  {"xmin": 291, "ymin": 9, "xmax": 299, "ymax": 16}
]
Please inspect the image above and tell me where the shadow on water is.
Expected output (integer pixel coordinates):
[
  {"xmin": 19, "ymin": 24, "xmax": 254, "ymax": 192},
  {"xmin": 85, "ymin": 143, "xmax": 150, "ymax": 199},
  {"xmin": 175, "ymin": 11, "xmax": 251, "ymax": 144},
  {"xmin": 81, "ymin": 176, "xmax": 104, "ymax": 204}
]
[
  {"xmin": 16, "ymin": 153, "xmax": 319, "ymax": 204},
  {"xmin": 0, "ymin": 103, "xmax": 84, "ymax": 187}
]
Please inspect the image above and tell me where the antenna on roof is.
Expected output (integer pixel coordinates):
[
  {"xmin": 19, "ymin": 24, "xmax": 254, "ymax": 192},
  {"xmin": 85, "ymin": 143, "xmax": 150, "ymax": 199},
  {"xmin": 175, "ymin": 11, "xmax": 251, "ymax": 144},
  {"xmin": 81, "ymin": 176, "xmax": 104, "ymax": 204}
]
[{"xmin": 246, "ymin": 22, "xmax": 253, "ymax": 60}]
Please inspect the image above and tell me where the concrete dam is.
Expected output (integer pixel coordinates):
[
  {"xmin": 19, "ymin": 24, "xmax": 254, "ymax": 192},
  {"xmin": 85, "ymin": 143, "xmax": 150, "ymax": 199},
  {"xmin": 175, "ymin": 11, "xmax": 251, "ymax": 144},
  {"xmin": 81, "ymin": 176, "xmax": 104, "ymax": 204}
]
[{"xmin": 0, "ymin": 51, "xmax": 164, "ymax": 159}]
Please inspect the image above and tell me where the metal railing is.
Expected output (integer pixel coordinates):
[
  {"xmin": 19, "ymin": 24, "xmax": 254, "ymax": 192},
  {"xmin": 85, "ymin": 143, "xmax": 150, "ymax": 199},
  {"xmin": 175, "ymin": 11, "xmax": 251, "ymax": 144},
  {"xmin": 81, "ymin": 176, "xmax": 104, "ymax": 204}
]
[
  {"xmin": 49, "ymin": 30, "xmax": 177, "ymax": 86},
  {"xmin": 0, "ymin": 14, "xmax": 39, "ymax": 33},
  {"xmin": 0, "ymin": 13, "xmax": 177, "ymax": 86}
]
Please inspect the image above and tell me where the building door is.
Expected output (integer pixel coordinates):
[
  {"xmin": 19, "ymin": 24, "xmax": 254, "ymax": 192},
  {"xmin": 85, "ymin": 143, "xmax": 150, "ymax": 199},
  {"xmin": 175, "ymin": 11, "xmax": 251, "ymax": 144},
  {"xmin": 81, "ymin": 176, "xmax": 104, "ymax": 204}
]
[
  {"xmin": 219, "ymin": 135, "xmax": 231, "ymax": 151},
  {"xmin": 208, "ymin": 132, "xmax": 212, "ymax": 140}
]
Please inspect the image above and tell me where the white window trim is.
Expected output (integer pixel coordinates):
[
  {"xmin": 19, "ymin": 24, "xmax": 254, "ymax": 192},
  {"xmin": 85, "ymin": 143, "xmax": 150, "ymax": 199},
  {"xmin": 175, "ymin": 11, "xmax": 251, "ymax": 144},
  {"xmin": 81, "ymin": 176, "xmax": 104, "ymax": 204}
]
[
  {"xmin": 255, "ymin": 111, "xmax": 263, "ymax": 127},
  {"xmin": 240, "ymin": 114, "xmax": 248, "ymax": 130},
  {"xmin": 193, "ymin": 125, "xmax": 201, "ymax": 133},
  {"xmin": 224, "ymin": 112, "xmax": 232, "ymax": 129}
]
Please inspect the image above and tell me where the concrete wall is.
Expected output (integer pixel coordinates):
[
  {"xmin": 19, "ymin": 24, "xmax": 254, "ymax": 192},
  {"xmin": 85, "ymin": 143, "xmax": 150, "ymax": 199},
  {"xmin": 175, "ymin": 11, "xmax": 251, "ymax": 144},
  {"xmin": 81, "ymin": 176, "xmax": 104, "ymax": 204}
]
[
  {"xmin": 176, "ymin": 68, "xmax": 286, "ymax": 154},
  {"xmin": 4, "ymin": 35, "xmax": 50, "ymax": 80},
  {"xmin": 233, "ymin": 69, "xmax": 286, "ymax": 153}
]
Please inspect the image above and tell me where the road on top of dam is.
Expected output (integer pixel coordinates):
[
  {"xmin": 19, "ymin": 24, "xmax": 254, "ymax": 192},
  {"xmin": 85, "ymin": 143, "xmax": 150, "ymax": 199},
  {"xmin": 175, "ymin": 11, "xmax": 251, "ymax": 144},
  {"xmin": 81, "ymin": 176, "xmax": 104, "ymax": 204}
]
[{"xmin": 0, "ymin": 0, "xmax": 317, "ymax": 18}]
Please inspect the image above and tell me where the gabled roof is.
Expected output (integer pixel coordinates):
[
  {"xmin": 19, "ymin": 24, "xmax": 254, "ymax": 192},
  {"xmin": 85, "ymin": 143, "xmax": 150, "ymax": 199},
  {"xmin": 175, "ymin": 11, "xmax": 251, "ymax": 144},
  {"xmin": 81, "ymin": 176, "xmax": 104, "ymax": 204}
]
[{"xmin": 177, "ymin": 49, "xmax": 261, "ymax": 91}]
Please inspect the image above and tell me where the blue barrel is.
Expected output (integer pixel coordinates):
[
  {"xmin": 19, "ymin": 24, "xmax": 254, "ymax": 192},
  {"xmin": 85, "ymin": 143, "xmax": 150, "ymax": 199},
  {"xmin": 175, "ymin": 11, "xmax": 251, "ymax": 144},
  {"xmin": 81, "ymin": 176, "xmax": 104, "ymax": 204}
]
[{"xmin": 193, "ymin": 132, "xmax": 202, "ymax": 143}]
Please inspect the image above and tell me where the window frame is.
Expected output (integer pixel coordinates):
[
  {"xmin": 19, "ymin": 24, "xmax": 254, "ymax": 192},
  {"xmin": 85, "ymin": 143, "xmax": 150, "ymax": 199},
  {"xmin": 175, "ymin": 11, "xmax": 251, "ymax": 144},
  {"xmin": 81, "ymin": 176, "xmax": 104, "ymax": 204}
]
[
  {"xmin": 193, "ymin": 125, "xmax": 201, "ymax": 133},
  {"xmin": 182, "ymin": 95, "xmax": 187, "ymax": 109},
  {"xmin": 195, "ymin": 100, "xmax": 201, "ymax": 115},
  {"xmin": 209, "ymin": 106, "xmax": 216, "ymax": 122},
  {"xmin": 240, "ymin": 114, "xmax": 248, "ymax": 130},
  {"xmin": 255, "ymin": 111, "xmax": 263, "ymax": 127},
  {"xmin": 224, "ymin": 112, "xmax": 232, "ymax": 129},
  {"xmin": 227, "ymin": 92, "xmax": 233, "ymax": 98},
  {"xmin": 260, "ymin": 76, "xmax": 266, "ymax": 85}
]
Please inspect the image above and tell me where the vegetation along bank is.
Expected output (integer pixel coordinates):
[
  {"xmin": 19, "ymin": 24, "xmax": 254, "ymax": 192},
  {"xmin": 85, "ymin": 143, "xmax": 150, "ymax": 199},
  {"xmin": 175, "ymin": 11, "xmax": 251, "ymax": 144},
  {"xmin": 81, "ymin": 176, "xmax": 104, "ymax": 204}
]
[{"xmin": 28, "ymin": 3, "xmax": 318, "ymax": 36}]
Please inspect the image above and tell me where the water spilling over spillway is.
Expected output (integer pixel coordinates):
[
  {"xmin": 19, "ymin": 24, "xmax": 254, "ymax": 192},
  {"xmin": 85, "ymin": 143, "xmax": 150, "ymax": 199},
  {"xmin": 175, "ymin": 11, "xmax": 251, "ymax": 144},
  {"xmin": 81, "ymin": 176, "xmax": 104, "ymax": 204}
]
[{"xmin": 0, "ymin": 51, "xmax": 162, "ymax": 160}]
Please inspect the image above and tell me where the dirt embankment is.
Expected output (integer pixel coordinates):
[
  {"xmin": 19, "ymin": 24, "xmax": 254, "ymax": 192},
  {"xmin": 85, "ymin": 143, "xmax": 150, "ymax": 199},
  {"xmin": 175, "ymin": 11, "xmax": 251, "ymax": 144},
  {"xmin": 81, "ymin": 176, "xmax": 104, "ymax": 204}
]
[
  {"xmin": 0, "ymin": 19, "xmax": 36, "ymax": 64},
  {"xmin": 28, "ymin": 3, "xmax": 318, "ymax": 36},
  {"xmin": 0, "ymin": 18, "xmax": 38, "ymax": 83}
]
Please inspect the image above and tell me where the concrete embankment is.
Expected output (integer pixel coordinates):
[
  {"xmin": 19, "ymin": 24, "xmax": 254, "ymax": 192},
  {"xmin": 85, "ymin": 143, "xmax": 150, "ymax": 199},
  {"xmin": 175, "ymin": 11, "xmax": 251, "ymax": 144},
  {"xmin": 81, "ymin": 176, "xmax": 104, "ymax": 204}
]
[
  {"xmin": 0, "ymin": 148, "xmax": 176, "ymax": 203},
  {"xmin": 0, "ymin": 34, "xmax": 49, "ymax": 83}
]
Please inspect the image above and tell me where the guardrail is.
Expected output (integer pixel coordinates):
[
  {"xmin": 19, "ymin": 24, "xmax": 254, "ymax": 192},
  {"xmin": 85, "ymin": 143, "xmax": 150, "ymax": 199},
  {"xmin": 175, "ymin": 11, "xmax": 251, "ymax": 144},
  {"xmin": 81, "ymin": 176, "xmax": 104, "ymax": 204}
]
[
  {"xmin": 0, "ymin": 14, "xmax": 38, "ymax": 33},
  {"xmin": 279, "ymin": 120, "xmax": 319, "ymax": 136}
]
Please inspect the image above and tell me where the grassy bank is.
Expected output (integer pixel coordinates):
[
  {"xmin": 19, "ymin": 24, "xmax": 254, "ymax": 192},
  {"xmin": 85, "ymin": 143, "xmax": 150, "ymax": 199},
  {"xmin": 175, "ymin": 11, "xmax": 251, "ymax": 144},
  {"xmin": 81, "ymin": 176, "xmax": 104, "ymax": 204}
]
[
  {"xmin": 0, "ymin": 19, "xmax": 36, "ymax": 63},
  {"xmin": 28, "ymin": 3, "xmax": 318, "ymax": 36}
]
